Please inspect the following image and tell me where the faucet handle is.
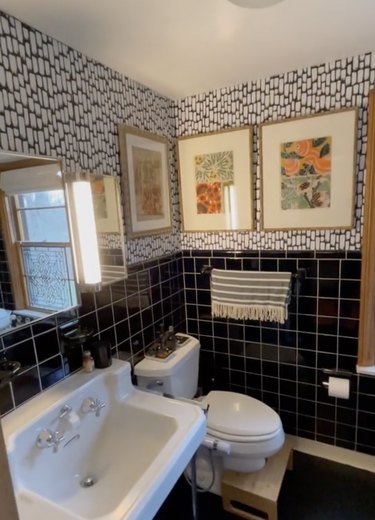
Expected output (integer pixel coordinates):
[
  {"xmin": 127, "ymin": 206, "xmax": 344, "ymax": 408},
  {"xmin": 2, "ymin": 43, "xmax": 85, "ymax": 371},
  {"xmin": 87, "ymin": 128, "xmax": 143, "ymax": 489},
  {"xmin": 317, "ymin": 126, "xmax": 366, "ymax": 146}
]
[
  {"xmin": 81, "ymin": 397, "xmax": 106, "ymax": 417},
  {"xmin": 36, "ymin": 428, "xmax": 65, "ymax": 453}
]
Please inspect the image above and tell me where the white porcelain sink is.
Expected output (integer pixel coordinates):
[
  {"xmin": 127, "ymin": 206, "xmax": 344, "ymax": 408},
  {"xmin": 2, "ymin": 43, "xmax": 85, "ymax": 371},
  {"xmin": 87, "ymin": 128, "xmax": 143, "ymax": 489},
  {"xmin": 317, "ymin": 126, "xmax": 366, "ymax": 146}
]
[{"xmin": 2, "ymin": 359, "xmax": 206, "ymax": 520}]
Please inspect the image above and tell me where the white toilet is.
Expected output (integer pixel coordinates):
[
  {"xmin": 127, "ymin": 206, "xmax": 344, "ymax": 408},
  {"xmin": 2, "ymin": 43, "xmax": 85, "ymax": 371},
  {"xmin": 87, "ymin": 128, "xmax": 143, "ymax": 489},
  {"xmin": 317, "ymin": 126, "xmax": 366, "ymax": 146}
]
[{"xmin": 134, "ymin": 333, "xmax": 284, "ymax": 494}]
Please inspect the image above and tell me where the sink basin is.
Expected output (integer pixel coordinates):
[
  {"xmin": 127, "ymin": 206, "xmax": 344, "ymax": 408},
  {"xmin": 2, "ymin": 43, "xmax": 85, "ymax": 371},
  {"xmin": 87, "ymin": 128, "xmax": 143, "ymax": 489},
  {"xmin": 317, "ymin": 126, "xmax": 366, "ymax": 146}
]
[{"xmin": 2, "ymin": 359, "xmax": 206, "ymax": 520}]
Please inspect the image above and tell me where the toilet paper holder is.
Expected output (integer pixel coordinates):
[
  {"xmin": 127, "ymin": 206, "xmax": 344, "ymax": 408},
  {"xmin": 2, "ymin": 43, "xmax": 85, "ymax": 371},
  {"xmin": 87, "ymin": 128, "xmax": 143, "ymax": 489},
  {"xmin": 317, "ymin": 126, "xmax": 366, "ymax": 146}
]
[{"xmin": 321, "ymin": 368, "xmax": 353, "ymax": 388}]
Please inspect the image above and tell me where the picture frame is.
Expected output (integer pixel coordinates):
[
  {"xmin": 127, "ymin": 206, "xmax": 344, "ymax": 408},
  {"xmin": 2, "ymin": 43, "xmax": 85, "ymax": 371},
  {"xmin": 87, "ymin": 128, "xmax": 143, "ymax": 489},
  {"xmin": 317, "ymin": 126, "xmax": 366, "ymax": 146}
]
[
  {"xmin": 91, "ymin": 176, "xmax": 122, "ymax": 234},
  {"xmin": 260, "ymin": 108, "xmax": 357, "ymax": 231},
  {"xmin": 118, "ymin": 125, "xmax": 172, "ymax": 238},
  {"xmin": 177, "ymin": 127, "xmax": 253, "ymax": 232}
]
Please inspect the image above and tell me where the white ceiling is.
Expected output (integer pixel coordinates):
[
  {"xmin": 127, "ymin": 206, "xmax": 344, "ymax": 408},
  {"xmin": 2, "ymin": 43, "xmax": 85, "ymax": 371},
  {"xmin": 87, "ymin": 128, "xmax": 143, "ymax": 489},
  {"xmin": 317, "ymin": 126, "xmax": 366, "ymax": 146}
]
[{"xmin": 1, "ymin": 0, "xmax": 375, "ymax": 99}]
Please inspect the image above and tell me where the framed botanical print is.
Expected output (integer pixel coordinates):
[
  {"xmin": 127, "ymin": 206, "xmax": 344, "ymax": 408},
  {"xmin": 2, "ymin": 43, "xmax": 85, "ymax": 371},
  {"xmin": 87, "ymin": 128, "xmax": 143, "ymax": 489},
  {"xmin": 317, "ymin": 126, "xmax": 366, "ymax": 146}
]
[
  {"xmin": 118, "ymin": 125, "xmax": 172, "ymax": 238},
  {"xmin": 260, "ymin": 108, "xmax": 357, "ymax": 230},
  {"xmin": 177, "ymin": 127, "xmax": 253, "ymax": 232}
]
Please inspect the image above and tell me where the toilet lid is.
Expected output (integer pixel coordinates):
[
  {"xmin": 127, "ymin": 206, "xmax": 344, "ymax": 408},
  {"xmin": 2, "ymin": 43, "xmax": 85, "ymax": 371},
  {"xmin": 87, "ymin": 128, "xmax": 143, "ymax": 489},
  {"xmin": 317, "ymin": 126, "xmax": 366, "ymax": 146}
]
[{"xmin": 203, "ymin": 390, "xmax": 281, "ymax": 437}]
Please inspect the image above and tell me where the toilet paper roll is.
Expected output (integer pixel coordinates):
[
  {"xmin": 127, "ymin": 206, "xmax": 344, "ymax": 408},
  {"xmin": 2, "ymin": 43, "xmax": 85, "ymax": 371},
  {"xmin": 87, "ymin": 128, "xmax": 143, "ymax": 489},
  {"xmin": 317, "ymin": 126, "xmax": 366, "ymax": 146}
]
[{"xmin": 328, "ymin": 376, "xmax": 350, "ymax": 399}]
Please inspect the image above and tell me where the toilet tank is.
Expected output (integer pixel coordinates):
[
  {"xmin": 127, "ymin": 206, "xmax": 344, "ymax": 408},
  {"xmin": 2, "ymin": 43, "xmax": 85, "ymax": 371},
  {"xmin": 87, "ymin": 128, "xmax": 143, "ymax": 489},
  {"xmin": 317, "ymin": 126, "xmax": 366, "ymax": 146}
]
[{"xmin": 134, "ymin": 334, "xmax": 200, "ymax": 399}]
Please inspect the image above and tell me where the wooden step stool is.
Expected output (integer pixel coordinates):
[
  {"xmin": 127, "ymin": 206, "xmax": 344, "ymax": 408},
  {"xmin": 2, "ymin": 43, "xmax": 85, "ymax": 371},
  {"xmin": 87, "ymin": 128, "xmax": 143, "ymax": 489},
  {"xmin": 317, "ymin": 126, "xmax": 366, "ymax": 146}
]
[{"xmin": 221, "ymin": 437, "xmax": 294, "ymax": 520}]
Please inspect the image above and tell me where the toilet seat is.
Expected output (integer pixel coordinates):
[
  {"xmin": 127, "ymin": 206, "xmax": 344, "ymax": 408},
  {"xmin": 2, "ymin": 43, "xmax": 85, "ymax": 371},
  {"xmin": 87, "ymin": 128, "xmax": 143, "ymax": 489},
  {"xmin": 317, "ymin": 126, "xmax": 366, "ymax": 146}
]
[
  {"xmin": 206, "ymin": 425, "xmax": 283, "ymax": 444},
  {"xmin": 202, "ymin": 390, "xmax": 282, "ymax": 439}
]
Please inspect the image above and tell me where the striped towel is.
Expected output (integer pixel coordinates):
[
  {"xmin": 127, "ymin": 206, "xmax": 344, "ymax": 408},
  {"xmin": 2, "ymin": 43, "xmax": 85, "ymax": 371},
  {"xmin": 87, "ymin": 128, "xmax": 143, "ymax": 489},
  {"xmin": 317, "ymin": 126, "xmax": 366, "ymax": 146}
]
[{"xmin": 211, "ymin": 269, "xmax": 292, "ymax": 324}]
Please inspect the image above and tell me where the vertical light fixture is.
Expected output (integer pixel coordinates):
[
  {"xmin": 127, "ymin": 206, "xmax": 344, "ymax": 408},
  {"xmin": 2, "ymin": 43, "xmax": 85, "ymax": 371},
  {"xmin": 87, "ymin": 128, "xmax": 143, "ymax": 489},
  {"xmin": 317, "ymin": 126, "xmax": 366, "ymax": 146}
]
[{"xmin": 68, "ymin": 179, "xmax": 101, "ymax": 288}]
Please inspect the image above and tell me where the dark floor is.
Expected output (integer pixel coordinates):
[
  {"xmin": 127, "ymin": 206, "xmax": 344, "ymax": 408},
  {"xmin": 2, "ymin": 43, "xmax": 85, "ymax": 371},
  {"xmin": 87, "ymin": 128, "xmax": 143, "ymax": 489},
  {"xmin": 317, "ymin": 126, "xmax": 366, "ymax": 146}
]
[{"xmin": 154, "ymin": 451, "xmax": 375, "ymax": 520}]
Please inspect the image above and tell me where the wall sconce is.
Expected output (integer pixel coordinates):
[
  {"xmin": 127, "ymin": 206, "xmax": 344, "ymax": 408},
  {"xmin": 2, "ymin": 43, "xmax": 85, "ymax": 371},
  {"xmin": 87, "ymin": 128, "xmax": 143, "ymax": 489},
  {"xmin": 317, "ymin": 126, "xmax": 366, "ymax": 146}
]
[{"xmin": 66, "ymin": 177, "xmax": 102, "ymax": 290}]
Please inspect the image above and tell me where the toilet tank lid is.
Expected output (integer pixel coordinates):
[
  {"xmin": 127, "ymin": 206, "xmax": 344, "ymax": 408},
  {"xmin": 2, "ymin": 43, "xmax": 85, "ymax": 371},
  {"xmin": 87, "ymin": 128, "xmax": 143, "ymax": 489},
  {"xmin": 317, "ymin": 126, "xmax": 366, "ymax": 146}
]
[
  {"xmin": 134, "ymin": 336, "xmax": 200, "ymax": 378},
  {"xmin": 202, "ymin": 391, "xmax": 282, "ymax": 437}
]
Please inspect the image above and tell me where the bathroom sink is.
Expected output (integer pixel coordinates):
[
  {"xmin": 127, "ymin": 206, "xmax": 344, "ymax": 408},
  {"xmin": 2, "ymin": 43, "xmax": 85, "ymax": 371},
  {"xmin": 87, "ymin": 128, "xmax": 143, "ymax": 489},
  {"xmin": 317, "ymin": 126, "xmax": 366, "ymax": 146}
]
[{"xmin": 2, "ymin": 359, "xmax": 206, "ymax": 520}]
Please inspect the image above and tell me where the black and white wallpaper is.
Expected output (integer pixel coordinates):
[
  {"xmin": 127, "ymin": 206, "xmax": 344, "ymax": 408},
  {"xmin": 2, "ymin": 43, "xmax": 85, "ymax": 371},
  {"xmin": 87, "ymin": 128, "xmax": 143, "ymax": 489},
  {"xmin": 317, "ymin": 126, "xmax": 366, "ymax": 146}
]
[
  {"xmin": 176, "ymin": 54, "xmax": 375, "ymax": 251},
  {"xmin": 0, "ymin": 11, "xmax": 180, "ymax": 264}
]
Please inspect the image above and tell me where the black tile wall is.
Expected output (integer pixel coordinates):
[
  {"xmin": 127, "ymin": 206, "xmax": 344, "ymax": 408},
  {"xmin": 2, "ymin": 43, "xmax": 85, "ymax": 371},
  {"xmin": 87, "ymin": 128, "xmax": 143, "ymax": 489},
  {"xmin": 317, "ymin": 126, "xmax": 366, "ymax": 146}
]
[
  {"xmin": 182, "ymin": 249, "xmax": 375, "ymax": 457},
  {"xmin": 0, "ymin": 252, "xmax": 185, "ymax": 415}
]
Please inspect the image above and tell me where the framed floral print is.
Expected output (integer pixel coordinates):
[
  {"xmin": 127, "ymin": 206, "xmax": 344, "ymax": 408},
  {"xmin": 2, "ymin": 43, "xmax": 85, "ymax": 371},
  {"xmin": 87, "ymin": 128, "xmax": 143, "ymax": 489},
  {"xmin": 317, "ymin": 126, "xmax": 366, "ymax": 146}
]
[
  {"xmin": 177, "ymin": 127, "xmax": 253, "ymax": 232},
  {"xmin": 118, "ymin": 125, "xmax": 172, "ymax": 238},
  {"xmin": 260, "ymin": 108, "xmax": 357, "ymax": 230}
]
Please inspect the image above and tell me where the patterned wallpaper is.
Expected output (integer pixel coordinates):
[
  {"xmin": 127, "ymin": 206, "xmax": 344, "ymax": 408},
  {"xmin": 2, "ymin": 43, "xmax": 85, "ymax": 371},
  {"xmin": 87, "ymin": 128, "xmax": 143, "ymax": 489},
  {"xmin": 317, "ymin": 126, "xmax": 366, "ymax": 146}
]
[
  {"xmin": 0, "ymin": 11, "xmax": 180, "ymax": 264},
  {"xmin": 175, "ymin": 53, "xmax": 375, "ymax": 251}
]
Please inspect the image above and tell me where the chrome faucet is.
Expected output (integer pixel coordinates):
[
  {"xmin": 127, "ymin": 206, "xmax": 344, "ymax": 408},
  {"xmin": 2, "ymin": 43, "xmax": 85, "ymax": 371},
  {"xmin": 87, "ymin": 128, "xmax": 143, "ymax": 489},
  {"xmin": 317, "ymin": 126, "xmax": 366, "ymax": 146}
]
[
  {"xmin": 81, "ymin": 397, "xmax": 106, "ymax": 417},
  {"xmin": 36, "ymin": 429, "xmax": 65, "ymax": 453}
]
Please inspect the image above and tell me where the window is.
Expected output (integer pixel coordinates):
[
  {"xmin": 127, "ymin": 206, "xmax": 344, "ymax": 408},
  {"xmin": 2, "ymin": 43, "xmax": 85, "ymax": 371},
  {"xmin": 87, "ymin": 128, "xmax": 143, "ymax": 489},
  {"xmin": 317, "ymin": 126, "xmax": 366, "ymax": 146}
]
[
  {"xmin": 0, "ymin": 161, "xmax": 78, "ymax": 314},
  {"xmin": 10, "ymin": 189, "xmax": 77, "ymax": 311}
]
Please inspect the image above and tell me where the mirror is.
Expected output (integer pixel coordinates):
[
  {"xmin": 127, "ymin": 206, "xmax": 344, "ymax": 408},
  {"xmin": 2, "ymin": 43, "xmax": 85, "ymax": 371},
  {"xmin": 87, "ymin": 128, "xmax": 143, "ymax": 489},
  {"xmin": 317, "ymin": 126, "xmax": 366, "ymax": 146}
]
[
  {"xmin": 0, "ymin": 150, "xmax": 80, "ymax": 334},
  {"xmin": 0, "ymin": 150, "xmax": 127, "ymax": 335}
]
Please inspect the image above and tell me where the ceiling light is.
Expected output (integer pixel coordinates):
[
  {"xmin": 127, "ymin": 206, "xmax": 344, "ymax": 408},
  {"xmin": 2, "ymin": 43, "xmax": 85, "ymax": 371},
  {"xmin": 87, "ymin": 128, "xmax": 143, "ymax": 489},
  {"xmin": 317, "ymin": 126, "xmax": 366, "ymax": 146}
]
[{"xmin": 228, "ymin": 0, "xmax": 285, "ymax": 8}]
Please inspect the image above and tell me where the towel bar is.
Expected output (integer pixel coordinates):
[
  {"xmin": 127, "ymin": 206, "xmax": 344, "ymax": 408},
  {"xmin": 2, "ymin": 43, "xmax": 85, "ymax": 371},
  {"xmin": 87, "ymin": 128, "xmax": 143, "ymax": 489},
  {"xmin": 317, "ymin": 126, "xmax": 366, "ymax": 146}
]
[{"xmin": 200, "ymin": 264, "xmax": 307, "ymax": 281}]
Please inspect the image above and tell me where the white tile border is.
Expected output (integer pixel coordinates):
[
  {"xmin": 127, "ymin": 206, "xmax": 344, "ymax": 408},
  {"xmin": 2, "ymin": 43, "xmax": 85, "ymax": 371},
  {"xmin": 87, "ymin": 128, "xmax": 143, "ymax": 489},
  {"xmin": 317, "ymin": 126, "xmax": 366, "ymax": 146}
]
[
  {"xmin": 356, "ymin": 364, "xmax": 375, "ymax": 376},
  {"xmin": 289, "ymin": 435, "xmax": 375, "ymax": 473}
]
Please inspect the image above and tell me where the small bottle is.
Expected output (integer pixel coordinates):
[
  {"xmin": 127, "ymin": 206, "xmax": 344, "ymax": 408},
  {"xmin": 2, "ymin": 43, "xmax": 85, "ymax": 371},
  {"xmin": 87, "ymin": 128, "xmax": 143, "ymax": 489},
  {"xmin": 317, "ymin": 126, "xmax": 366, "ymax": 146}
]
[{"xmin": 82, "ymin": 350, "xmax": 95, "ymax": 373}]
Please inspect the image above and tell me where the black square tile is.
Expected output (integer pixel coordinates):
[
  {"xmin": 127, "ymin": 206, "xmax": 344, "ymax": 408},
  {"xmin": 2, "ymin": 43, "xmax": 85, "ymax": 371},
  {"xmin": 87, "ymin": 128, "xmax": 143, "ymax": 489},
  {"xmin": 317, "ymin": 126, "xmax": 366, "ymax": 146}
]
[
  {"xmin": 280, "ymin": 379, "xmax": 297, "ymax": 397},
  {"xmin": 262, "ymin": 360, "xmax": 278, "ymax": 377},
  {"xmin": 299, "ymin": 297, "xmax": 317, "ymax": 315},
  {"xmin": 5, "ymin": 339, "xmax": 36, "ymax": 372},
  {"xmin": 338, "ymin": 318, "xmax": 359, "ymax": 338},
  {"xmin": 298, "ymin": 315, "xmax": 317, "ymax": 333},
  {"xmin": 230, "ymin": 340, "xmax": 244, "ymax": 356},
  {"xmin": 244, "ymin": 325, "xmax": 260, "ymax": 342},
  {"xmin": 2, "ymin": 326, "xmax": 32, "ymax": 348},
  {"xmin": 231, "ymin": 370, "xmax": 245, "ymax": 387},
  {"xmin": 340, "ymin": 280, "xmax": 360, "ymax": 299},
  {"xmin": 245, "ymin": 357, "xmax": 261, "ymax": 373},
  {"xmin": 39, "ymin": 355, "xmax": 64, "ymax": 389},
  {"xmin": 115, "ymin": 320, "xmax": 130, "ymax": 344},
  {"xmin": 319, "ymin": 279, "xmax": 339, "ymax": 298},
  {"xmin": 340, "ymin": 299, "xmax": 359, "ymax": 319},
  {"xmin": 12, "ymin": 367, "xmax": 41, "ymax": 406},
  {"xmin": 97, "ymin": 305, "xmax": 114, "ymax": 330},
  {"xmin": 318, "ymin": 260, "xmax": 340, "ymax": 278},
  {"xmin": 230, "ymin": 355, "xmax": 245, "ymax": 371},
  {"xmin": 298, "ymin": 259, "xmax": 318, "ymax": 278},
  {"xmin": 298, "ymin": 382, "xmax": 316, "ymax": 401},
  {"xmin": 341, "ymin": 259, "xmax": 361, "ymax": 280},
  {"xmin": 318, "ymin": 298, "xmax": 339, "ymax": 317},
  {"xmin": 318, "ymin": 316, "xmax": 338, "ymax": 335},
  {"xmin": 261, "ymin": 327, "xmax": 278, "ymax": 344},
  {"xmin": 263, "ymin": 375, "xmax": 279, "ymax": 393},
  {"xmin": 317, "ymin": 402, "xmax": 335, "ymax": 421},
  {"xmin": 316, "ymin": 418, "xmax": 335, "ymax": 437},
  {"xmin": 279, "ymin": 363, "xmax": 297, "ymax": 381},
  {"xmin": 34, "ymin": 329, "xmax": 60, "ymax": 362},
  {"xmin": 298, "ymin": 398, "xmax": 316, "ymax": 417},
  {"xmin": 95, "ymin": 285, "xmax": 112, "ymax": 307}
]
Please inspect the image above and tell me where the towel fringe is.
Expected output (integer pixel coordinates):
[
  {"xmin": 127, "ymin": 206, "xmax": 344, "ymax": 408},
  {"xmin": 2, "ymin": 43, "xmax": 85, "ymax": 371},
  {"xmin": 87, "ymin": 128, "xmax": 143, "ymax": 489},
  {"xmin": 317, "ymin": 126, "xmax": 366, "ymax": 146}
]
[{"xmin": 212, "ymin": 302, "xmax": 288, "ymax": 324}]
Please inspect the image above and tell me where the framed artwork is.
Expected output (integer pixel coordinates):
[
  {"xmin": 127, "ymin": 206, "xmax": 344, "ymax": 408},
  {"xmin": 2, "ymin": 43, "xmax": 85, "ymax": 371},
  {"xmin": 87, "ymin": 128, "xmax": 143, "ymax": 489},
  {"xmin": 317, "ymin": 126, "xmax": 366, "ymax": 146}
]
[
  {"xmin": 118, "ymin": 125, "xmax": 172, "ymax": 238},
  {"xmin": 177, "ymin": 127, "xmax": 253, "ymax": 232},
  {"xmin": 91, "ymin": 176, "xmax": 122, "ymax": 234},
  {"xmin": 260, "ymin": 108, "xmax": 357, "ymax": 230}
]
